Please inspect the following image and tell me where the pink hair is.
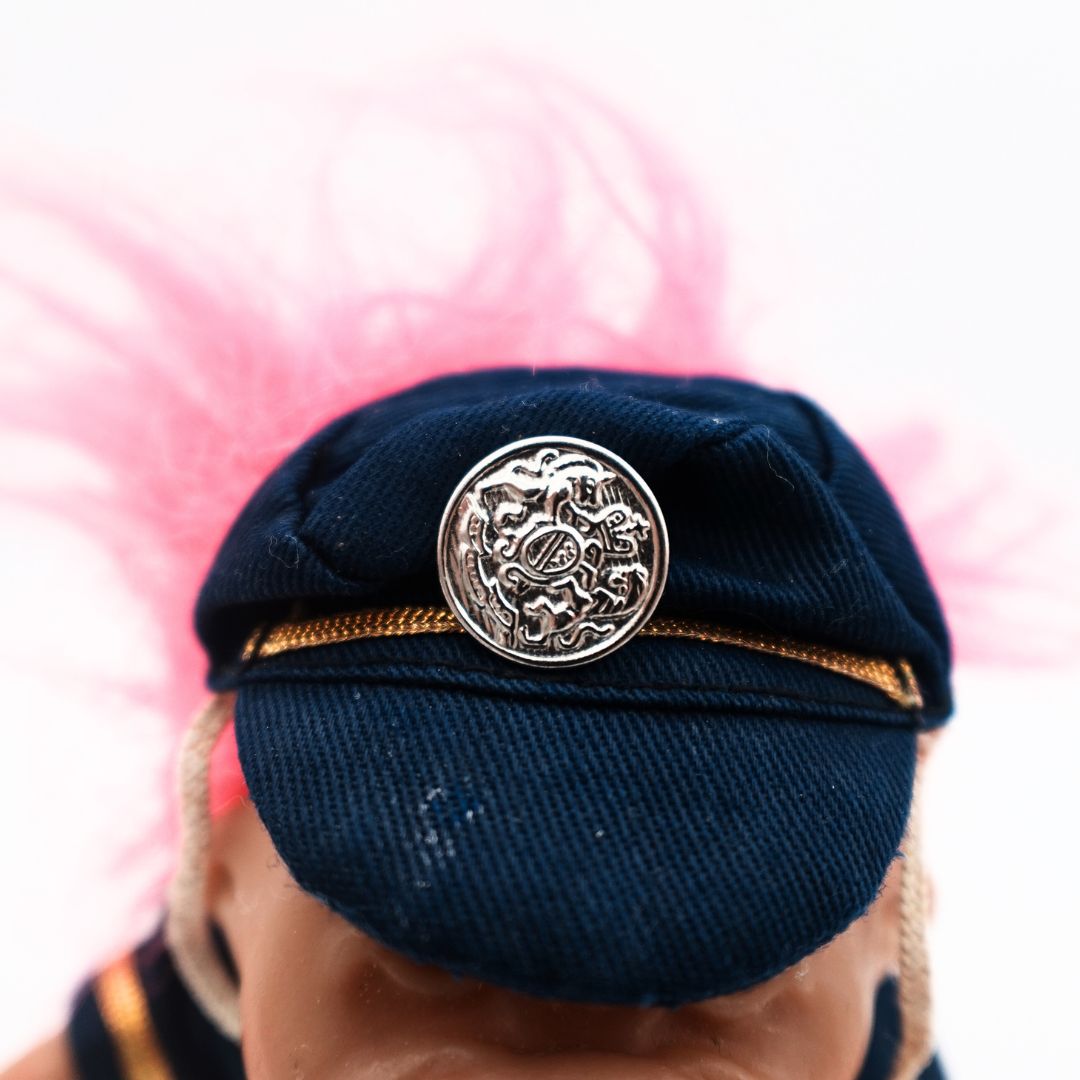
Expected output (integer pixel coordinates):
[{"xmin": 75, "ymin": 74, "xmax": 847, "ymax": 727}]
[
  {"xmin": 1, "ymin": 62, "xmax": 1071, "ymax": 868},
  {"xmin": 1, "ymin": 65, "xmax": 737, "ymax": 834}
]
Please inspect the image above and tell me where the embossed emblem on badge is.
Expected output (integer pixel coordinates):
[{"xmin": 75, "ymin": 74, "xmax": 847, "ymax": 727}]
[{"xmin": 437, "ymin": 436, "xmax": 669, "ymax": 666}]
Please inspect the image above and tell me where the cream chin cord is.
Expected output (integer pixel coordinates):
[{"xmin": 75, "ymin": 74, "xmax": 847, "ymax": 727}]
[
  {"xmin": 890, "ymin": 764, "xmax": 934, "ymax": 1080},
  {"xmin": 166, "ymin": 693, "xmax": 243, "ymax": 1042}
]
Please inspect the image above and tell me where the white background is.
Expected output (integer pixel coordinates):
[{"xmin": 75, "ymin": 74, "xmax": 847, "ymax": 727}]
[{"xmin": 2, "ymin": 2, "xmax": 1079, "ymax": 1075}]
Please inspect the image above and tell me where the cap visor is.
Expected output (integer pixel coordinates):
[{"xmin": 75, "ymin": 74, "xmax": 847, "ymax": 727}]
[{"xmin": 233, "ymin": 636, "xmax": 916, "ymax": 1006}]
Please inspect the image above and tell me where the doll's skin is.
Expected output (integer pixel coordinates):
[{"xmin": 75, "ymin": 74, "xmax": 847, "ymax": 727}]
[{"xmin": 3, "ymin": 789, "xmax": 919, "ymax": 1080}]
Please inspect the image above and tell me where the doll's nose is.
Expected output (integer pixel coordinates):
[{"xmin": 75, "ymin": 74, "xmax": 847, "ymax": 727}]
[{"xmin": 366, "ymin": 935, "xmax": 711, "ymax": 1061}]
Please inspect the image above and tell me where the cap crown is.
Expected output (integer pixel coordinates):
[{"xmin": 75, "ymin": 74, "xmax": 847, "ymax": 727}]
[{"xmin": 197, "ymin": 367, "xmax": 951, "ymax": 720}]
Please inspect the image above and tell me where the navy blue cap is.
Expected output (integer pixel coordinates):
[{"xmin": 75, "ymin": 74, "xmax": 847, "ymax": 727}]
[{"xmin": 196, "ymin": 367, "xmax": 951, "ymax": 1006}]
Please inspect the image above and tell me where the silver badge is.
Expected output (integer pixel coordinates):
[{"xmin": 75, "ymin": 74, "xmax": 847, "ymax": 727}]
[{"xmin": 437, "ymin": 436, "xmax": 668, "ymax": 666}]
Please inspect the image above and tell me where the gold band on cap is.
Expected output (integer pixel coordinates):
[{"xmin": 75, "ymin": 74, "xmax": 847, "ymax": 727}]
[{"xmin": 241, "ymin": 605, "xmax": 923, "ymax": 711}]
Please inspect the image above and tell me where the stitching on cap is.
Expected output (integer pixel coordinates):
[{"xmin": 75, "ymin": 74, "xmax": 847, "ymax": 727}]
[{"xmin": 233, "ymin": 656, "xmax": 920, "ymax": 725}]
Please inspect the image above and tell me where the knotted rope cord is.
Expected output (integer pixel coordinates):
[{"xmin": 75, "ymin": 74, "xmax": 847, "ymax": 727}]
[
  {"xmin": 890, "ymin": 764, "xmax": 934, "ymax": 1080},
  {"xmin": 164, "ymin": 692, "xmax": 243, "ymax": 1042}
]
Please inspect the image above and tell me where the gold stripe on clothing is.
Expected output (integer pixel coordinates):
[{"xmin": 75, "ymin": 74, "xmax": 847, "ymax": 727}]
[
  {"xmin": 94, "ymin": 954, "xmax": 174, "ymax": 1080},
  {"xmin": 242, "ymin": 604, "xmax": 923, "ymax": 711}
]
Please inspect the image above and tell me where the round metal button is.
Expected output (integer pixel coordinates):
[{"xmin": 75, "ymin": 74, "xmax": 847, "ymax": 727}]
[{"xmin": 437, "ymin": 436, "xmax": 669, "ymax": 666}]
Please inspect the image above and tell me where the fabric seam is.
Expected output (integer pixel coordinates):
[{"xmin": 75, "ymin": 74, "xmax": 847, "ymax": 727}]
[{"xmin": 231, "ymin": 658, "xmax": 921, "ymax": 724}]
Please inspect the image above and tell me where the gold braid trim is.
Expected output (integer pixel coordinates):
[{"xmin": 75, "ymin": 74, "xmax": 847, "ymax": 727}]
[
  {"xmin": 94, "ymin": 954, "xmax": 174, "ymax": 1080},
  {"xmin": 241, "ymin": 605, "xmax": 923, "ymax": 710}
]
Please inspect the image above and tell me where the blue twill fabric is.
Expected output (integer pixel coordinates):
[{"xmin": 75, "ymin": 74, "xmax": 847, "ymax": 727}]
[{"xmin": 196, "ymin": 367, "xmax": 953, "ymax": 1007}]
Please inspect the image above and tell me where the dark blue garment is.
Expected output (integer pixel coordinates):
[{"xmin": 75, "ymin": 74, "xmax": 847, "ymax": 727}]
[
  {"xmin": 65, "ymin": 928, "xmax": 943, "ymax": 1078},
  {"xmin": 195, "ymin": 367, "xmax": 953, "ymax": 1006},
  {"xmin": 68, "ymin": 929, "xmax": 242, "ymax": 1080},
  {"xmin": 858, "ymin": 980, "xmax": 946, "ymax": 1080}
]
